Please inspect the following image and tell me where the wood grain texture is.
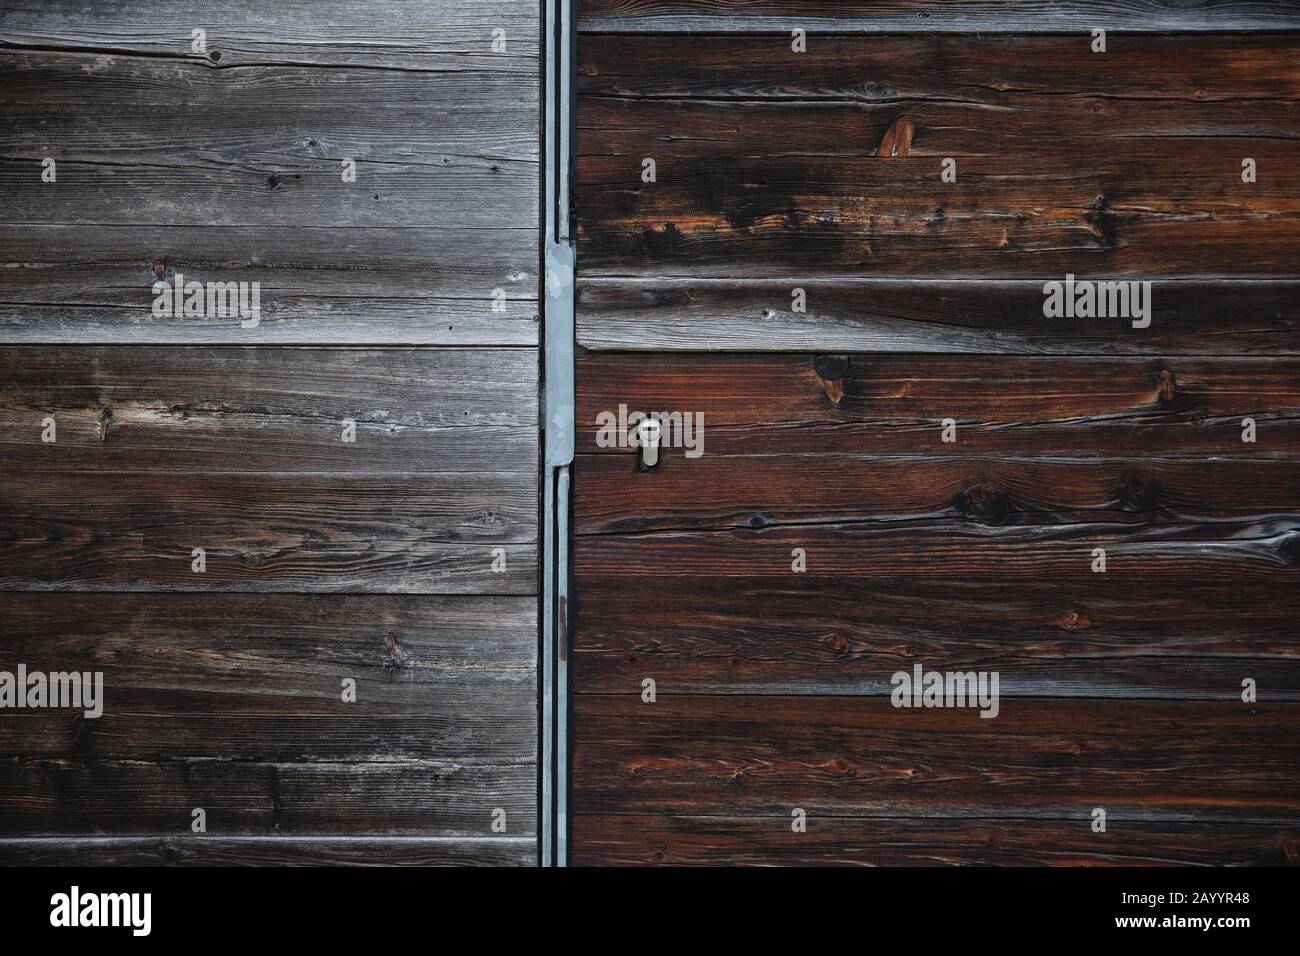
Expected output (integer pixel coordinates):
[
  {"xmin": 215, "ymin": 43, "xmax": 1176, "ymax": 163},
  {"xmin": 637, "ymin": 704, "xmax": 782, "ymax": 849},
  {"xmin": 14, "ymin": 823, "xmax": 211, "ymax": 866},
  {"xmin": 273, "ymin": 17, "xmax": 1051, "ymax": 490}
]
[
  {"xmin": 572, "ymin": 577, "xmax": 1300, "ymax": 698},
  {"xmin": 576, "ymin": 352, "xmax": 1300, "ymax": 457},
  {"xmin": 576, "ymin": 278, "xmax": 1300, "ymax": 352},
  {"xmin": 0, "ymin": 758, "xmax": 535, "ymax": 836},
  {"xmin": 0, "ymin": 347, "xmax": 538, "ymax": 593},
  {"xmin": 0, "ymin": 473, "xmax": 536, "ymax": 593},
  {"xmin": 0, "ymin": 836, "xmax": 536, "ymax": 866},
  {"xmin": 0, "ymin": 593, "xmax": 536, "ymax": 759},
  {"xmin": 576, "ymin": 455, "xmax": 1300, "ymax": 532},
  {"xmin": 571, "ymin": 8, "xmax": 1300, "ymax": 867},
  {"xmin": 1, "ymin": 0, "xmax": 542, "ymax": 864},
  {"xmin": 1, "ymin": 0, "xmax": 539, "ymax": 69},
  {"xmin": 577, "ymin": 33, "xmax": 1300, "ymax": 278},
  {"xmin": 577, "ymin": 521, "xmax": 1300, "ymax": 580},
  {"xmin": 0, "ymin": 226, "xmax": 536, "ymax": 345},
  {"xmin": 0, "ymin": 347, "xmax": 537, "ymax": 473},
  {"xmin": 571, "ymin": 696, "xmax": 1300, "ymax": 821},
  {"xmin": 0, "ymin": 37, "xmax": 538, "ymax": 343},
  {"xmin": 571, "ymin": 816, "xmax": 1300, "ymax": 866},
  {"xmin": 577, "ymin": 0, "xmax": 1300, "ymax": 32}
]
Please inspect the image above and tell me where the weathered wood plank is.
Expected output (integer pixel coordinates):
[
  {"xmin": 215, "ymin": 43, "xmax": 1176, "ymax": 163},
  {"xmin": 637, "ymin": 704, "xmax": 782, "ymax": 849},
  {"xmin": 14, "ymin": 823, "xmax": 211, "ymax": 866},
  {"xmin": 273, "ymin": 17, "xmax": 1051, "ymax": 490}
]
[
  {"xmin": 0, "ymin": 592, "xmax": 536, "ymax": 758},
  {"xmin": 1, "ymin": 1, "xmax": 539, "ymax": 68},
  {"xmin": 571, "ymin": 815, "xmax": 1300, "ymax": 866},
  {"xmin": 576, "ymin": 279, "xmax": 1300, "ymax": 353},
  {"xmin": 0, "ymin": 835, "xmax": 536, "ymax": 866},
  {"xmin": 579, "ymin": 33, "xmax": 1300, "ymax": 104},
  {"xmin": 577, "ymin": 0, "xmax": 1300, "ymax": 32},
  {"xmin": 0, "ymin": 53, "xmax": 536, "ymax": 163},
  {"xmin": 0, "ymin": 471, "xmax": 536, "ymax": 593},
  {"xmin": 0, "ymin": 347, "xmax": 537, "ymax": 472},
  {"xmin": 576, "ymin": 353, "xmax": 1300, "ymax": 458},
  {"xmin": 576, "ymin": 455, "xmax": 1300, "ymax": 532},
  {"xmin": 576, "ymin": 520, "xmax": 1300, "ymax": 580},
  {"xmin": 571, "ymin": 576, "xmax": 1300, "ymax": 698},
  {"xmin": 2, "ymin": 697, "xmax": 537, "ymax": 762},
  {"xmin": 0, "ymin": 55, "xmax": 537, "ymax": 227},
  {"xmin": 577, "ymin": 33, "xmax": 1300, "ymax": 278},
  {"xmin": 0, "ymin": 226, "xmax": 537, "ymax": 345},
  {"xmin": 579, "ymin": 92, "xmax": 1300, "ymax": 163},
  {"xmin": 0, "ymin": 159, "xmax": 534, "ymax": 230},
  {"xmin": 571, "ymin": 696, "xmax": 1300, "ymax": 820},
  {"xmin": 579, "ymin": 155, "xmax": 1300, "ymax": 278},
  {"xmin": 0, "ymin": 758, "xmax": 536, "ymax": 835}
]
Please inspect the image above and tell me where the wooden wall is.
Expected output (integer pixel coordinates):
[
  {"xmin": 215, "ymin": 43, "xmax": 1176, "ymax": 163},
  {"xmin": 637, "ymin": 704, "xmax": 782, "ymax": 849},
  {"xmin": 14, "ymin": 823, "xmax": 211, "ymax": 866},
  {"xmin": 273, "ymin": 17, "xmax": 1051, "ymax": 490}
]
[
  {"xmin": 0, "ymin": 2, "xmax": 540, "ymax": 865},
  {"xmin": 571, "ymin": 1, "xmax": 1300, "ymax": 864}
]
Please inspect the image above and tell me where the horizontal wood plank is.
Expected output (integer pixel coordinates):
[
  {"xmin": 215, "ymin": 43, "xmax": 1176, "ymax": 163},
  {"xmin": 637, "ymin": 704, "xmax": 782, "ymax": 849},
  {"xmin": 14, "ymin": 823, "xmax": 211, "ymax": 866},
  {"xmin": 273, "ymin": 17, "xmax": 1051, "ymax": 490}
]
[
  {"xmin": 0, "ymin": 46, "xmax": 539, "ymax": 344},
  {"xmin": 0, "ymin": 758, "xmax": 536, "ymax": 836},
  {"xmin": 577, "ymin": 0, "xmax": 1300, "ymax": 32},
  {"xmin": 1, "ymin": 1, "xmax": 539, "ymax": 68},
  {"xmin": 0, "ymin": 484, "xmax": 536, "ymax": 593},
  {"xmin": 0, "ymin": 592, "xmax": 536, "ymax": 758},
  {"xmin": 576, "ymin": 455, "xmax": 1300, "ymax": 532},
  {"xmin": 572, "ymin": 696, "xmax": 1300, "ymax": 820},
  {"xmin": 577, "ymin": 520, "xmax": 1300, "ymax": 580},
  {"xmin": 576, "ymin": 352, "xmax": 1300, "ymax": 458},
  {"xmin": 571, "ymin": 815, "xmax": 1300, "ymax": 866},
  {"xmin": 571, "ymin": 576, "xmax": 1300, "ymax": 698},
  {"xmin": 0, "ymin": 347, "xmax": 537, "ymax": 472},
  {"xmin": 0, "ymin": 225, "xmax": 537, "ymax": 345},
  {"xmin": 577, "ymin": 34, "xmax": 1300, "ymax": 278},
  {"xmin": 576, "ymin": 279, "xmax": 1300, "ymax": 353},
  {"xmin": 0, "ymin": 836, "xmax": 536, "ymax": 866}
]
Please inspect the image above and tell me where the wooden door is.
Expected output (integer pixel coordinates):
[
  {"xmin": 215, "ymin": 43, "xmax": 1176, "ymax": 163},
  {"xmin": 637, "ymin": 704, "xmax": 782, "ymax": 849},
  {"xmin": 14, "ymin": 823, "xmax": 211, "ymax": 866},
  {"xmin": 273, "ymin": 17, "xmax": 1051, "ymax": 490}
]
[
  {"xmin": 0, "ymin": 1, "xmax": 540, "ymax": 865},
  {"xmin": 569, "ymin": 1, "xmax": 1300, "ymax": 865}
]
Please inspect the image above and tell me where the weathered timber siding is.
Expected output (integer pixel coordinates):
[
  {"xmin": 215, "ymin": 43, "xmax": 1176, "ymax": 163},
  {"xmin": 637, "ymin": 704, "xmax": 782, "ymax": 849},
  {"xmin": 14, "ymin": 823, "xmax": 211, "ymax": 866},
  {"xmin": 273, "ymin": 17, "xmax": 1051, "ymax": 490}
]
[
  {"xmin": 0, "ymin": 2, "xmax": 539, "ymax": 865},
  {"xmin": 570, "ymin": 2, "xmax": 1300, "ymax": 865}
]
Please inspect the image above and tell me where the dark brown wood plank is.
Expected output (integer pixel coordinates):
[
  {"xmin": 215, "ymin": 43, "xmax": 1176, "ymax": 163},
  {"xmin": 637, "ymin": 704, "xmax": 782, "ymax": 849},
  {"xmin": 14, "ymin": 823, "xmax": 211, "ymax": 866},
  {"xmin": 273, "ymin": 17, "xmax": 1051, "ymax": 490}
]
[
  {"xmin": 0, "ymin": 347, "xmax": 537, "ymax": 473},
  {"xmin": 0, "ymin": 471, "xmax": 536, "ymax": 593},
  {"xmin": 579, "ymin": 33, "xmax": 1300, "ymax": 104},
  {"xmin": 576, "ymin": 352, "xmax": 1300, "ymax": 458},
  {"xmin": 576, "ymin": 279, "xmax": 1300, "ymax": 353},
  {"xmin": 1, "ymin": 0, "xmax": 539, "ymax": 68},
  {"xmin": 572, "ymin": 696, "xmax": 1300, "ymax": 820},
  {"xmin": 579, "ymin": 90, "xmax": 1300, "ymax": 162},
  {"xmin": 577, "ymin": 34, "xmax": 1300, "ymax": 278},
  {"xmin": 0, "ymin": 758, "xmax": 535, "ymax": 836},
  {"xmin": 571, "ymin": 815, "xmax": 1300, "ymax": 866},
  {"xmin": 576, "ymin": 455, "xmax": 1300, "ymax": 533},
  {"xmin": 578, "ymin": 0, "xmax": 1300, "ymax": 32},
  {"xmin": 577, "ymin": 520, "xmax": 1299, "ymax": 580},
  {"xmin": 572, "ymin": 576, "xmax": 1300, "ymax": 698},
  {"xmin": 0, "ymin": 592, "xmax": 536, "ymax": 758},
  {"xmin": 0, "ymin": 836, "xmax": 536, "ymax": 866}
]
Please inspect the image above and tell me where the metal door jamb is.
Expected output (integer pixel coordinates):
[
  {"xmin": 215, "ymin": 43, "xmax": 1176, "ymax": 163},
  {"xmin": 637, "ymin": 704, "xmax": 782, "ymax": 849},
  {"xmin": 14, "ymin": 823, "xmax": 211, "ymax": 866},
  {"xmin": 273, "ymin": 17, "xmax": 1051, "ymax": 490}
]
[{"xmin": 541, "ymin": 0, "xmax": 574, "ymax": 868}]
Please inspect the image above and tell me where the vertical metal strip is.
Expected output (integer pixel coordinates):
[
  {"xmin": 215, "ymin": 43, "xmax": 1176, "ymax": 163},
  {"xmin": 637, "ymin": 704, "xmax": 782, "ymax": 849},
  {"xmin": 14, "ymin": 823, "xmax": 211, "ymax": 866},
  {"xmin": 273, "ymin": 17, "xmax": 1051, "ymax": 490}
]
[{"xmin": 542, "ymin": 0, "xmax": 574, "ymax": 867}]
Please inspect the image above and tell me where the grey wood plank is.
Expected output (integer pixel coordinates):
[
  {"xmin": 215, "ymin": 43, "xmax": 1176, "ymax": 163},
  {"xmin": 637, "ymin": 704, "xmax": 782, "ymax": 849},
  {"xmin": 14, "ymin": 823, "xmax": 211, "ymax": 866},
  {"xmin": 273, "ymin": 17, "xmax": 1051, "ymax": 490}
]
[
  {"xmin": 577, "ymin": 0, "xmax": 1300, "ymax": 32},
  {"xmin": 0, "ymin": 592, "xmax": 536, "ymax": 760},
  {"xmin": 0, "ymin": 758, "xmax": 537, "ymax": 835},
  {"xmin": 1, "ymin": 0, "xmax": 539, "ymax": 69},
  {"xmin": 0, "ymin": 225, "xmax": 538, "ymax": 345},
  {"xmin": 0, "ymin": 347, "xmax": 538, "ymax": 472},
  {"xmin": 0, "ymin": 835, "xmax": 537, "ymax": 866},
  {"xmin": 576, "ymin": 279, "xmax": 1300, "ymax": 353}
]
